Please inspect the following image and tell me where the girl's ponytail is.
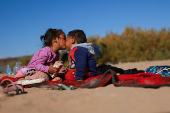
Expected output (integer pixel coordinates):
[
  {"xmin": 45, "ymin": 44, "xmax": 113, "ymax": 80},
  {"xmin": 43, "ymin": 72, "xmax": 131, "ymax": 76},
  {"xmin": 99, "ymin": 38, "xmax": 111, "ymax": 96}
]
[
  {"xmin": 40, "ymin": 28, "xmax": 53, "ymax": 47},
  {"xmin": 40, "ymin": 35, "xmax": 45, "ymax": 41}
]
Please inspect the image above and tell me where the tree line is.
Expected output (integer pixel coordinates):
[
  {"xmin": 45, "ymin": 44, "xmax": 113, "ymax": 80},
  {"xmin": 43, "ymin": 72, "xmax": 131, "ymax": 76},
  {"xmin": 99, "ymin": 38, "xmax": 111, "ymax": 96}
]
[{"xmin": 87, "ymin": 26, "xmax": 170, "ymax": 64}]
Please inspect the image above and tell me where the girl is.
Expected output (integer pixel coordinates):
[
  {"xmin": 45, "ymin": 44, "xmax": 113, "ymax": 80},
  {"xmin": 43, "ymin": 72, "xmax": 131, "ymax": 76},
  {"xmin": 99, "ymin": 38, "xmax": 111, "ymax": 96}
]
[{"xmin": 15, "ymin": 28, "xmax": 67, "ymax": 81}]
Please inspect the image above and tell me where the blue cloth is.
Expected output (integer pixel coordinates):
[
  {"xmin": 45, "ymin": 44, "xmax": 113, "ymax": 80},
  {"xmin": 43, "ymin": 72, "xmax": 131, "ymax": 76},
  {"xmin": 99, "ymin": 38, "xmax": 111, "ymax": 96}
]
[{"xmin": 94, "ymin": 45, "xmax": 100, "ymax": 59}]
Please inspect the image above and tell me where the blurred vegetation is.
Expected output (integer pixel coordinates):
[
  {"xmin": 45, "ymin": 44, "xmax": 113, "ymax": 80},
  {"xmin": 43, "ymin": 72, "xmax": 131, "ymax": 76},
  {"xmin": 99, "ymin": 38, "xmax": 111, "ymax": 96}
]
[
  {"xmin": 1, "ymin": 26, "xmax": 170, "ymax": 73},
  {"xmin": 85, "ymin": 26, "xmax": 170, "ymax": 64}
]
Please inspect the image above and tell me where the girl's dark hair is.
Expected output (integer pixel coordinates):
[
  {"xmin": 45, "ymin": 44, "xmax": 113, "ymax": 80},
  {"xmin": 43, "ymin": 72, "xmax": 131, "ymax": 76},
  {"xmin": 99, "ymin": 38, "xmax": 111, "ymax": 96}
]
[
  {"xmin": 67, "ymin": 29, "xmax": 87, "ymax": 44},
  {"xmin": 40, "ymin": 28, "xmax": 65, "ymax": 47}
]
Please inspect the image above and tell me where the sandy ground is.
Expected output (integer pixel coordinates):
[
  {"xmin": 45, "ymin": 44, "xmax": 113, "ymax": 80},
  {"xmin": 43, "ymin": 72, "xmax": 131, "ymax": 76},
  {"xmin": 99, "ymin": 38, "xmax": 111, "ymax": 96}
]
[{"xmin": 1, "ymin": 60, "xmax": 170, "ymax": 113}]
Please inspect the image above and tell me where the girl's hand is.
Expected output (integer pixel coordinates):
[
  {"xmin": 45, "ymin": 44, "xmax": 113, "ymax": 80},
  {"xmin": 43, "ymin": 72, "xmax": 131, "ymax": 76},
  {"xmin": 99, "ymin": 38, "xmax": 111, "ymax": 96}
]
[{"xmin": 49, "ymin": 65, "xmax": 59, "ymax": 75}]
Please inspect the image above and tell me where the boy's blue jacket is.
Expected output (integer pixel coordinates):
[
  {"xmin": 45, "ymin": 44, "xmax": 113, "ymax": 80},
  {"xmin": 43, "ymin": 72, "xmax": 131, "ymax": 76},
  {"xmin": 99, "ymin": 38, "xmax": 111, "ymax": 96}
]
[{"xmin": 68, "ymin": 43, "xmax": 98, "ymax": 80}]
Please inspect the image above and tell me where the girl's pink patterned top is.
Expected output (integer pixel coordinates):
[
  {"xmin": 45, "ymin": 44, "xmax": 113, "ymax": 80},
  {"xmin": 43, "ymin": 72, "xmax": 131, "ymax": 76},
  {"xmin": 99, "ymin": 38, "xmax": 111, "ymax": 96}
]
[{"xmin": 26, "ymin": 46, "xmax": 59, "ymax": 73}]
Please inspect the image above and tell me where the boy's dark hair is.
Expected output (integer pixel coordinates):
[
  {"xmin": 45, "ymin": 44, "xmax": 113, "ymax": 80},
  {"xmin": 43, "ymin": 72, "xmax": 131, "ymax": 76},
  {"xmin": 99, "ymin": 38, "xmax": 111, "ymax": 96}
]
[
  {"xmin": 40, "ymin": 28, "xmax": 65, "ymax": 47},
  {"xmin": 67, "ymin": 29, "xmax": 87, "ymax": 44}
]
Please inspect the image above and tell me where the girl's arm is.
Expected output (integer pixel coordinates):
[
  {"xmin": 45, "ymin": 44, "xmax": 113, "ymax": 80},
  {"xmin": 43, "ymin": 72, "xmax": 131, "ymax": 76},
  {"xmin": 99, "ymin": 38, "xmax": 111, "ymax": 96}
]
[{"xmin": 30, "ymin": 49, "xmax": 55, "ymax": 73}]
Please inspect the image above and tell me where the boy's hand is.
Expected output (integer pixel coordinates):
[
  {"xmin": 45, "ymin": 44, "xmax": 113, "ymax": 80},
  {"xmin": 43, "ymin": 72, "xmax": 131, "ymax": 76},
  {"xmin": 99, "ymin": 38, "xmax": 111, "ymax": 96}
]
[
  {"xmin": 58, "ymin": 67, "xmax": 68, "ymax": 74},
  {"xmin": 58, "ymin": 67, "xmax": 65, "ymax": 74},
  {"xmin": 52, "ymin": 77, "xmax": 62, "ymax": 82},
  {"xmin": 77, "ymin": 79, "xmax": 83, "ymax": 82},
  {"xmin": 49, "ymin": 65, "xmax": 59, "ymax": 75}
]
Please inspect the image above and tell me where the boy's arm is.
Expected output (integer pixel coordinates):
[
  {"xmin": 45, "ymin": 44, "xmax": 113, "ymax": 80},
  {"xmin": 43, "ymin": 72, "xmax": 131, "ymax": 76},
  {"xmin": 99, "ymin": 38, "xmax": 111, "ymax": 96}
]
[{"xmin": 74, "ymin": 48, "xmax": 87, "ymax": 80}]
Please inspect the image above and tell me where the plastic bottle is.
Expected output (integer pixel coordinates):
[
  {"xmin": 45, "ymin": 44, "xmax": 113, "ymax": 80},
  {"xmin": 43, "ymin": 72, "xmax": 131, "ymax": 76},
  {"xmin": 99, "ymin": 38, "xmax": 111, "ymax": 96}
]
[
  {"xmin": 6, "ymin": 65, "xmax": 12, "ymax": 75},
  {"xmin": 13, "ymin": 62, "xmax": 21, "ymax": 75}
]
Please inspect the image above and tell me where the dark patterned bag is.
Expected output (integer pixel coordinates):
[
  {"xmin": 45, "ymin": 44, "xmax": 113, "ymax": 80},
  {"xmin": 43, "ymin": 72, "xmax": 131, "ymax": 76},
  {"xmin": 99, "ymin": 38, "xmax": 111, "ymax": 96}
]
[{"xmin": 145, "ymin": 66, "xmax": 170, "ymax": 77}]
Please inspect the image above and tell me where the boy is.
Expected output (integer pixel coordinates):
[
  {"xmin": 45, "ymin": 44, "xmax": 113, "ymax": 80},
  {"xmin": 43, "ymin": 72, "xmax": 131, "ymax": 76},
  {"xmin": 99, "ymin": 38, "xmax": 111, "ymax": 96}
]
[{"xmin": 65, "ymin": 29, "xmax": 98, "ymax": 82}]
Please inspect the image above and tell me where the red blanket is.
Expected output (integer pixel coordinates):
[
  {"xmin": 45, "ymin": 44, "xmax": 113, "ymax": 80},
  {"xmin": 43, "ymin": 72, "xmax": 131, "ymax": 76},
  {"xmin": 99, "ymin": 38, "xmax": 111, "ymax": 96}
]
[{"xmin": 1, "ymin": 69, "xmax": 170, "ymax": 89}]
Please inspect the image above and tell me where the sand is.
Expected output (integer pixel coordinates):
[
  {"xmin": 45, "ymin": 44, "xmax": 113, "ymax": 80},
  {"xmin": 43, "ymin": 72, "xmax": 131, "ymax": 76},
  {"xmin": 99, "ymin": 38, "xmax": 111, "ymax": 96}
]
[{"xmin": 1, "ymin": 60, "xmax": 170, "ymax": 113}]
